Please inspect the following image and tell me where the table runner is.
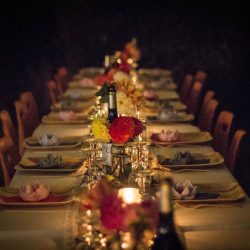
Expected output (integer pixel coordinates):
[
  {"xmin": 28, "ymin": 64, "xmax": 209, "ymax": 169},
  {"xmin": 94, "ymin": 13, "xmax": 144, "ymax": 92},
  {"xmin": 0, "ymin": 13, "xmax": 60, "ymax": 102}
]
[{"xmin": 0, "ymin": 203, "xmax": 79, "ymax": 250}]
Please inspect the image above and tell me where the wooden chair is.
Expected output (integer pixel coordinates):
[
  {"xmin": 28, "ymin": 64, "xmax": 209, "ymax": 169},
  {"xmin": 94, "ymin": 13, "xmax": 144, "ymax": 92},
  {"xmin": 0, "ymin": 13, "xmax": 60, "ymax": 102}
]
[
  {"xmin": 226, "ymin": 130, "xmax": 246, "ymax": 173},
  {"xmin": 14, "ymin": 100, "xmax": 33, "ymax": 156},
  {"xmin": 203, "ymin": 90, "xmax": 215, "ymax": 106},
  {"xmin": 186, "ymin": 81, "xmax": 203, "ymax": 116},
  {"xmin": 179, "ymin": 74, "xmax": 193, "ymax": 103},
  {"xmin": 47, "ymin": 80, "xmax": 61, "ymax": 104},
  {"xmin": 0, "ymin": 136, "xmax": 20, "ymax": 186},
  {"xmin": 54, "ymin": 66, "xmax": 70, "ymax": 92},
  {"xmin": 212, "ymin": 111, "xmax": 234, "ymax": 158},
  {"xmin": 194, "ymin": 70, "xmax": 207, "ymax": 83},
  {"xmin": 0, "ymin": 110, "xmax": 18, "ymax": 146},
  {"xmin": 20, "ymin": 91, "xmax": 40, "ymax": 131},
  {"xmin": 198, "ymin": 99, "xmax": 219, "ymax": 132}
]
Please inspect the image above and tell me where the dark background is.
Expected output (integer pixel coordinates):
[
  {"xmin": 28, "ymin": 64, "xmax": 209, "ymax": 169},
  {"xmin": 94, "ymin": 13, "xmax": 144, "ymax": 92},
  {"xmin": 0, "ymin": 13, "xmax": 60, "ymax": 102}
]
[
  {"xmin": 1, "ymin": 0, "xmax": 250, "ymax": 118},
  {"xmin": 0, "ymin": 0, "xmax": 250, "ymax": 191}
]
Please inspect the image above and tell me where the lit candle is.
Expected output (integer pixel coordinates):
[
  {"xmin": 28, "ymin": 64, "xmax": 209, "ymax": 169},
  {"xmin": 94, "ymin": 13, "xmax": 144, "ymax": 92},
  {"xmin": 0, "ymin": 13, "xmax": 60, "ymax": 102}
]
[{"xmin": 118, "ymin": 188, "xmax": 141, "ymax": 204}]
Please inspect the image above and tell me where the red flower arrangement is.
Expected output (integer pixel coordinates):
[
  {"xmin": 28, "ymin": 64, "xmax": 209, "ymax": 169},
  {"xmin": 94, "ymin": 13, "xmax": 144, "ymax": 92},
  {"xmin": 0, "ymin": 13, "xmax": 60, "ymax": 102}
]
[
  {"xmin": 82, "ymin": 179, "xmax": 116, "ymax": 209},
  {"xmin": 100, "ymin": 194, "xmax": 125, "ymax": 230},
  {"xmin": 94, "ymin": 68, "xmax": 117, "ymax": 86},
  {"xmin": 82, "ymin": 179, "xmax": 158, "ymax": 232},
  {"xmin": 131, "ymin": 117, "xmax": 143, "ymax": 137},
  {"xmin": 118, "ymin": 61, "xmax": 132, "ymax": 74},
  {"xmin": 109, "ymin": 116, "xmax": 143, "ymax": 144}
]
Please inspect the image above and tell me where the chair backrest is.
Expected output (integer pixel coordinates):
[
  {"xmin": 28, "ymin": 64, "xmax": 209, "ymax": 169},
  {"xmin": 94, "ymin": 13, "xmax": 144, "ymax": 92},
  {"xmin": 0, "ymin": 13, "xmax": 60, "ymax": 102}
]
[
  {"xmin": 14, "ymin": 100, "xmax": 32, "ymax": 156},
  {"xmin": 194, "ymin": 70, "xmax": 207, "ymax": 83},
  {"xmin": 226, "ymin": 129, "xmax": 246, "ymax": 173},
  {"xmin": 0, "ymin": 110, "xmax": 18, "ymax": 146},
  {"xmin": 180, "ymin": 74, "xmax": 193, "ymax": 103},
  {"xmin": 54, "ymin": 66, "xmax": 69, "ymax": 92},
  {"xmin": 203, "ymin": 90, "xmax": 215, "ymax": 106},
  {"xmin": 187, "ymin": 81, "xmax": 203, "ymax": 115},
  {"xmin": 212, "ymin": 111, "xmax": 234, "ymax": 158},
  {"xmin": 0, "ymin": 136, "xmax": 20, "ymax": 186},
  {"xmin": 47, "ymin": 80, "xmax": 61, "ymax": 104},
  {"xmin": 198, "ymin": 99, "xmax": 219, "ymax": 132},
  {"xmin": 20, "ymin": 91, "xmax": 40, "ymax": 131}
]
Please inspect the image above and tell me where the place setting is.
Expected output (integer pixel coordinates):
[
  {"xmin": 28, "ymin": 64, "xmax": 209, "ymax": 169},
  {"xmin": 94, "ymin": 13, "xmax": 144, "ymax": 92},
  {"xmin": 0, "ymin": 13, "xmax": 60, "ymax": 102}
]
[
  {"xmin": 15, "ymin": 153, "xmax": 86, "ymax": 173},
  {"xmin": 42, "ymin": 111, "xmax": 90, "ymax": 125},
  {"xmin": 51, "ymin": 99, "xmax": 95, "ymax": 113},
  {"xmin": 149, "ymin": 128, "xmax": 212, "ymax": 146},
  {"xmin": 0, "ymin": 181, "xmax": 75, "ymax": 207},
  {"xmin": 59, "ymin": 87, "xmax": 98, "ymax": 101},
  {"xmin": 146, "ymin": 109, "xmax": 194, "ymax": 124},
  {"xmin": 151, "ymin": 179, "xmax": 246, "ymax": 206},
  {"xmin": 23, "ymin": 134, "xmax": 83, "ymax": 150}
]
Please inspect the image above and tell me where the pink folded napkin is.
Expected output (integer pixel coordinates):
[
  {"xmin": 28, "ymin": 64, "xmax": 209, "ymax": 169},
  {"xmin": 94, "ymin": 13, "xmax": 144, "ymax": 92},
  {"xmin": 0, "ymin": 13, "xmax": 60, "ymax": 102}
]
[
  {"xmin": 144, "ymin": 90, "xmax": 158, "ymax": 100},
  {"xmin": 59, "ymin": 110, "xmax": 77, "ymax": 121},
  {"xmin": 158, "ymin": 129, "xmax": 180, "ymax": 142},
  {"xmin": 79, "ymin": 78, "xmax": 95, "ymax": 87},
  {"xmin": 19, "ymin": 182, "xmax": 50, "ymax": 202}
]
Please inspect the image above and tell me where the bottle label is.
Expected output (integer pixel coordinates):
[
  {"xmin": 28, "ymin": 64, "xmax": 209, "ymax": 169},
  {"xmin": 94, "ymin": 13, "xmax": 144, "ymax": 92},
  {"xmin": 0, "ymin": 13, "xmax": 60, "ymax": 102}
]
[
  {"xmin": 160, "ymin": 184, "xmax": 172, "ymax": 213},
  {"xmin": 108, "ymin": 92, "xmax": 116, "ymax": 109},
  {"xmin": 102, "ymin": 143, "xmax": 112, "ymax": 165}
]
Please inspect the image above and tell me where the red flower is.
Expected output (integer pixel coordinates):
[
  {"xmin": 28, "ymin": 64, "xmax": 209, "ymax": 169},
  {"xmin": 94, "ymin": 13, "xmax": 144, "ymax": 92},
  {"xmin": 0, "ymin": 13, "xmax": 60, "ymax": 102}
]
[
  {"xmin": 95, "ymin": 69, "xmax": 116, "ymax": 86},
  {"xmin": 84, "ymin": 179, "xmax": 117, "ymax": 209},
  {"xmin": 95, "ymin": 74, "xmax": 111, "ymax": 86},
  {"xmin": 100, "ymin": 194, "xmax": 125, "ymax": 230},
  {"xmin": 118, "ymin": 62, "xmax": 132, "ymax": 74},
  {"xmin": 131, "ymin": 117, "xmax": 143, "ymax": 137},
  {"xmin": 109, "ymin": 116, "xmax": 135, "ymax": 144}
]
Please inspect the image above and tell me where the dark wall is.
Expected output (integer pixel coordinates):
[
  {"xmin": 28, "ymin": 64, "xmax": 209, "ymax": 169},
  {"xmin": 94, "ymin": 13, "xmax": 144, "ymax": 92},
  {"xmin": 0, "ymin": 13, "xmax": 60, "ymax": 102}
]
[{"xmin": 0, "ymin": 0, "xmax": 250, "ymax": 127}]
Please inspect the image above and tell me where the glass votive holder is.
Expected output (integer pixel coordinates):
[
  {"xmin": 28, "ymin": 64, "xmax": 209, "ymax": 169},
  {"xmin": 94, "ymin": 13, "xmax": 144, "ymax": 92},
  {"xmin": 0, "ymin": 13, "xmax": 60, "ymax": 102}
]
[{"xmin": 118, "ymin": 187, "xmax": 141, "ymax": 204}]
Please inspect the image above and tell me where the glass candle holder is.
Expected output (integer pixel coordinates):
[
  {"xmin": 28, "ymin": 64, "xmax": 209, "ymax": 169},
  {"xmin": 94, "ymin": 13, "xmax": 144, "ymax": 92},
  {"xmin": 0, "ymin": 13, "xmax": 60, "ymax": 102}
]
[{"xmin": 118, "ymin": 187, "xmax": 141, "ymax": 204}]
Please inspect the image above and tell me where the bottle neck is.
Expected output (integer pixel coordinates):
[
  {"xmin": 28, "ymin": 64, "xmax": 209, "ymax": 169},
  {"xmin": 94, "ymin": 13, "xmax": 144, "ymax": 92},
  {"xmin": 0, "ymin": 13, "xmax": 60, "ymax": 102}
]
[
  {"xmin": 157, "ymin": 182, "xmax": 175, "ymax": 234},
  {"xmin": 108, "ymin": 91, "xmax": 117, "ymax": 109},
  {"xmin": 159, "ymin": 182, "xmax": 173, "ymax": 214}
]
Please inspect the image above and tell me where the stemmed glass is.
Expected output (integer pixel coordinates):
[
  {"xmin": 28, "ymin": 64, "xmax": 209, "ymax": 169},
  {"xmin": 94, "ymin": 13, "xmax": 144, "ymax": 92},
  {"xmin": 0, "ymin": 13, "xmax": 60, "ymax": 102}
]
[
  {"xmin": 128, "ymin": 140, "xmax": 152, "ymax": 198},
  {"xmin": 80, "ymin": 138, "xmax": 106, "ymax": 190}
]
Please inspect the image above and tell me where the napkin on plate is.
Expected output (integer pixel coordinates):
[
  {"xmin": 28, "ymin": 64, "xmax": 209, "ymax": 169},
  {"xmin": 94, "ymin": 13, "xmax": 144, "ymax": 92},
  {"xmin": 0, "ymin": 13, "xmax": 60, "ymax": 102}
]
[
  {"xmin": 59, "ymin": 110, "xmax": 77, "ymax": 121},
  {"xmin": 79, "ymin": 78, "xmax": 95, "ymax": 87},
  {"xmin": 173, "ymin": 179, "xmax": 199, "ymax": 200},
  {"xmin": 158, "ymin": 129, "xmax": 180, "ymax": 142},
  {"xmin": 159, "ymin": 110, "xmax": 178, "ymax": 121},
  {"xmin": 19, "ymin": 182, "xmax": 50, "ymax": 202},
  {"xmin": 38, "ymin": 134, "xmax": 61, "ymax": 146},
  {"xmin": 39, "ymin": 154, "xmax": 63, "ymax": 168},
  {"xmin": 144, "ymin": 90, "xmax": 158, "ymax": 100}
]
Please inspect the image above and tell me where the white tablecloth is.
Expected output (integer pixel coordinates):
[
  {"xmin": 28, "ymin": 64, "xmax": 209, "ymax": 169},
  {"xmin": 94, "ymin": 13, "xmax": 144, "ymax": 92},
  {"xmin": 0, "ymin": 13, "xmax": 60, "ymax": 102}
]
[
  {"xmin": 0, "ymin": 204, "xmax": 79, "ymax": 250},
  {"xmin": 1, "ymin": 99, "xmax": 250, "ymax": 250}
]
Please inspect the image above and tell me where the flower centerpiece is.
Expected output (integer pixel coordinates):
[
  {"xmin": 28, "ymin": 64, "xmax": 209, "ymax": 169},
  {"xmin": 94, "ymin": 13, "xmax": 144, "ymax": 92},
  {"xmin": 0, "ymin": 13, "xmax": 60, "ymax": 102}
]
[
  {"xmin": 94, "ymin": 38, "xmax": 141, "ymax": 85},
  {"xmin": 91, "ymin": 115, "xmax": 143, "ymax": 181},
  {"xmin": 79, "ymin": 178, "xmax": 158, "ymax": 249},
  {"xmin": 94, "ymin": 39, "xmax": 142, "ymax": 115},
  {"xmin": 91, "ymin": 116, "xmax": 143, "ymax": 145},
  {"xmin": 95, "ymin": 78, "xmax": 142, "ymax": 116}
]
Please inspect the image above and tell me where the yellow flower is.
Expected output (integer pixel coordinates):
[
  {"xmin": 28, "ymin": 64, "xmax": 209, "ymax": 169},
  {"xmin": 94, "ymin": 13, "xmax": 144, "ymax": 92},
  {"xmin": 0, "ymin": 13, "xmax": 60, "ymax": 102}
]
[{"xmin": 91, "ymin": 116, "xmax": 111, "ymax": 142}]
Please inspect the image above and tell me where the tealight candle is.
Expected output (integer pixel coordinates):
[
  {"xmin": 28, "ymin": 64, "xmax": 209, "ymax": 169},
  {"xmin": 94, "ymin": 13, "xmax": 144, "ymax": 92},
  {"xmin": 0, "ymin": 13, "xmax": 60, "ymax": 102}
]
[{"xmin": 118, "ymin": 187, "xmax": 141, "ymax": 204}]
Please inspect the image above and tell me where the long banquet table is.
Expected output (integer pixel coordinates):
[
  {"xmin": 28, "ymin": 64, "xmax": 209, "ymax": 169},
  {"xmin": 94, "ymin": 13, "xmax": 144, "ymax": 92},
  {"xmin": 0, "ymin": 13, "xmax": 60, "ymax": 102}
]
[{"xmin": 0, "ymin": 70, "xmax": 250, "ymax": 250}]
